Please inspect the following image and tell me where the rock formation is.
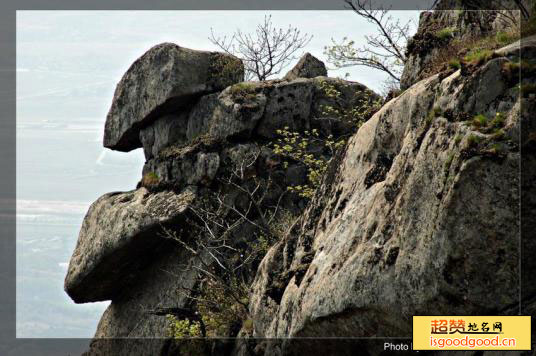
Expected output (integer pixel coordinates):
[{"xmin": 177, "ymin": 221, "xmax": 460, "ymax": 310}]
[
  {"xmin": 248, "ymin": 38, "xmax": 531, "ymax": 354},
  {"xmin": 65, "ymin": 49, "xmax": 379, "ymax": 355},
  {"xmin": 283, "ymin": 53, "xmax": 328, "ymax": 81},
  {"xmin": 401, "ymin": 2, "xmax": 526, "ymax": 90},
  {"xmin": 64, "ymin": 6, "xmax": 535, "ymax": 355},
  {"xmin": 103, "ymin": 43, "xmax": 244, "ymax": 151}
]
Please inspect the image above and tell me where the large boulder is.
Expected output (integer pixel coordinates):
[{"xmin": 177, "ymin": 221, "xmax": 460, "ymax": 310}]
[
  {"xmin": 283, "ymin": 53, "xmax": 328, "ymax": 81},
  {"xmin": 248, "ymin": 38, "xmax": 527, "ymax": 354},
  {"xmin": 103, "ymin": 43, "xmax": 244, "ymax": 152},
  {"xmin": 64, "ymin": 187, "xmax": 195, "ymax": 303}
]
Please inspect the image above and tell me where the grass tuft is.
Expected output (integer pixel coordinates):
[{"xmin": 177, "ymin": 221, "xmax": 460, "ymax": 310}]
[
  {"xmin": 464, "ymin": 48, "xmax": 494, "ymax": 65},
  {"xmin": 436, "ymin": 27, "xmax": 456, "ymax": 40}
]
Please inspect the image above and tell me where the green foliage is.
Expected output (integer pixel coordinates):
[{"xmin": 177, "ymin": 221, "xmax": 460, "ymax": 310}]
[
  {"xmin": 197, "ymin": 277, "xmax": 249, "ymax": 337},
  {"xmin": 273, "ymin": 128, "xmax": 341, "ymax": 199},
  {"xmin": 471, "ymin": 114, "xmax": 488, "ymax": 128},
  {"xmin": 141, "ymin": 172, "xmax": 160, "ymax": 187},
  {"xmin": 273, "ymin": 81, "xmax": 378, "ymax": 199},
  {"xmin": 448, "ymin": 59, "xmax": 461, "ymax": 70},
  {"xmin": 495, "ymin": 31, "xmax": 519, "ymax": 45},
  {"xmin": 167, "ymin": 315, "xmax": 202, "ymax": 338},
  {"xmin": 467, "ymin": 134, "xmax": 482, "ymax": 148},
  {"xmin": 436, "ymin": 27, "xmax": 456, "ymax": 40},
  {"xmin": 491, "ymin": 129, "xmax": 506, "ymax": 141},
  {"xmin": 242, "ymin": 318, "xmax": 254, "ymax": 333},
  {"xmin": 503, "ymin": 60, "xmax": 536, "ymax": 77},
  {"xmin": 471, "ymin": 112, "xmax": 507, "ymax": 134},
  {"xmin": 490, "ymin": 112, "xmax": 506, "ymax": 128},
  {"xmin": 454, "ymin": 134, "xmax": 463, "ymax": 145},
  {"xmin": 488, "ymin": 142, "xmax": 504, "ymax": 155},
  {"xmin": 229, "ymin": 82, "xmax": 258, "ymax": 101},
  {"xmin": 463, "ymin": 48, "xmax": 494, "ymax": 65},
  {"xmin": 318, "ymin": 80, "xmax": 381, "ymax": 127},
  {"xmin": 168, "ymin": 276, "xmax": 250, "ymax": 339},
  {"xmin": 426, "ymin": 106, "xmax": 442, "ymax": 125}
]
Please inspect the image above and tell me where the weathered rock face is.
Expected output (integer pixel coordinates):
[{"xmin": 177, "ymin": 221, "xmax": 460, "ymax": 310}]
[
  {"xmin": 139, "ymin": 77, "xmax": 378, "ymax": 161},
  {"xmin": 283, "ymin": 53, "xmax": 328, "ymax": 81},
  {"xmin": 103, "ymin": 43, "xmax": 244, "ymax": 152},
  {"xmin": 139, "ymin": 113, "xmax": 189, "ymax": 160},
  {"xmin": 400, "ymin": 0, "xmax": 526, "ymax": 90},
  {"xmin": 248, "ymin": 38, "xmax": 530, "ymax": 354},
  {"xmin": 64, "ymin": 187, "xmax": 195, "ymax": 303}
]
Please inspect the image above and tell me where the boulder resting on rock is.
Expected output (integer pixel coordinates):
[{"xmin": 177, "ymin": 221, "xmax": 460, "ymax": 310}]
[
  {"xmin": 103, "ymin": 43, "xmax": 244, "ymax": 152},
  {"xmin": 284, "ymin": 53, "xmax": 328, "ymax": 81}
]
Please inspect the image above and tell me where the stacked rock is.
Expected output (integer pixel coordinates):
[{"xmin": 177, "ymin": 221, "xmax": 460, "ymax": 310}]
[{"xmin": 64, "ymin": 43, "xmax": 377, "ymax": 355}]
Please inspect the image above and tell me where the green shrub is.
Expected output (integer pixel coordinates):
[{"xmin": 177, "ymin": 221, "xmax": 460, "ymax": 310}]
[
  {"xmin": 448, "ymin": 59, "xmax": 461, "ymax": 70},
  {"xmin": 491, "ymin": 129, "xmax": 506, "ymax": 141},
  {"xmin": 273, "ymin": 128, "xmax": 341, "ymax": 199},
  {"xmin": 141, "ymin": 172, "xmax": 160, "ymax": 187},
  {"xmin": 496, "ymin": 31, "xmax": 519, "ymax": 45},
  {"xmin": 436, "ymin": 27, "xmax": 456, "ymax": 40},
  {"xmin": 471, "ymin": 114, "xmax": 488, "ymax": 128},
  {"xmin": 167, "ymin": 315, "xmax": 203, "ymax": 338},
  {"xmin": 467, "ymin": 134, "xmax": 482, "ymax": 147},
  {"xmin": 464, "ymin": 48, "xmax": 494, "ymax": 65},
  {"xmin": 454, "ymin": 134, "xmax": 463, "ymax": 145},
  {"xmin": 426, "ymin": 106, "xmax": 442, "ymax": 125},
  {"xmin": 488, "ymin": 142, "xmax": 504, "ymax": 156},
  {"xmin": 490, "ymin": 112, "xmax": 506, "ymax": 129}
]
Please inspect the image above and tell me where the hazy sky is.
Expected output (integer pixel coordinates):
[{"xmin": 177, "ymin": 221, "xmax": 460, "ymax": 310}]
[{"xmin": 16, "ymin": 10, "xmax": 422, "ymax": 338}]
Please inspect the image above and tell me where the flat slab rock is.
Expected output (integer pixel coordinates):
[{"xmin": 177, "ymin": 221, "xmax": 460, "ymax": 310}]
[
  {"xmin": 64, "ymin": 187, "xmax": 195, "ymax": 303},
  {"xmin": 103, "ymin": 42, "xmax": 244, "ymax": 152}
]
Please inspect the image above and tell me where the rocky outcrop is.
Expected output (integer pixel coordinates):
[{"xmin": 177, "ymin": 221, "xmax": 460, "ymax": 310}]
[
  {"xmin": 64, "ymin": 187, "xmax": 195, "ymax": 303},
  {"xmin": 138, "ymin": 77, "xmax": 376, "ymax": 160},
  {"xmin": 65, "ymin": 11, "xmax": 535, "ymax": 354},
  {"xmin": 247, "ymin": 37, "xmax": 531, "ymax": 355},
  {"xmin": 400, "ymin": 0, "xmax": 529, "ymax": 89},
  {"xmin": 283, "ymin": 53, "xmax": 327, "ymax": 81},
  {"xmin": 65, "ymin": 42, "xmax": 378, "ymax": 355},
  {"xmin": 103, "ymin": 43, "xmax": 244, "ymax": 152}
]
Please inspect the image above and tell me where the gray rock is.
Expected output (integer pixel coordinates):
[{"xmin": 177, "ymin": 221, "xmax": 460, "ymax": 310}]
[
  {"xmin": 103, "ymin": 43, "xmax": 244, "ymax": 152},
  {"xmin": 401, "ymin": 7, "xmax": 505, "ymax": 90},
  {"xmin": 139, "ymin": 113, "xmax": 188, "ymax": 160},
  {"xmin": 83, "ymin": 244, "xmax": 200, "ymax": 355},
  {"xmin": 283, "ymin": 53, "xmax": 327, "ymax": 81},
  {"xmin": 64, "ymin": 187, "xmax": 195, "ymax": 303},
  {"xmin": 495, "ymin": 34, "xmax": 536, "ymax": 60},
  {"xmin": 181, "ymin": 77, "xmax": 377, "ymax": 143},
  {"xmin": 248, "ymin": 39, "xmax": 525, "ymax": 349}
]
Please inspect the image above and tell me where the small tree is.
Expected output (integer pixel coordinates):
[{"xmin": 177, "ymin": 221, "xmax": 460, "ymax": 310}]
[
  {"xmin": 160, "ymin": 147, "xmax": 296, "ymax": 338},
  {"xmin": 325, "ymin": 0, "xmax": 415, "ymax": 87},
  {"xmin": 209, "ymin": 15, "xmax": 313, "ymax": 81}
]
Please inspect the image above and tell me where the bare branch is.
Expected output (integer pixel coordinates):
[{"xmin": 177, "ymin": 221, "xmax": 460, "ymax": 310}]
[{"xmin": 209, "ymin": 15, "xmax": 313, "ymax": 81}]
